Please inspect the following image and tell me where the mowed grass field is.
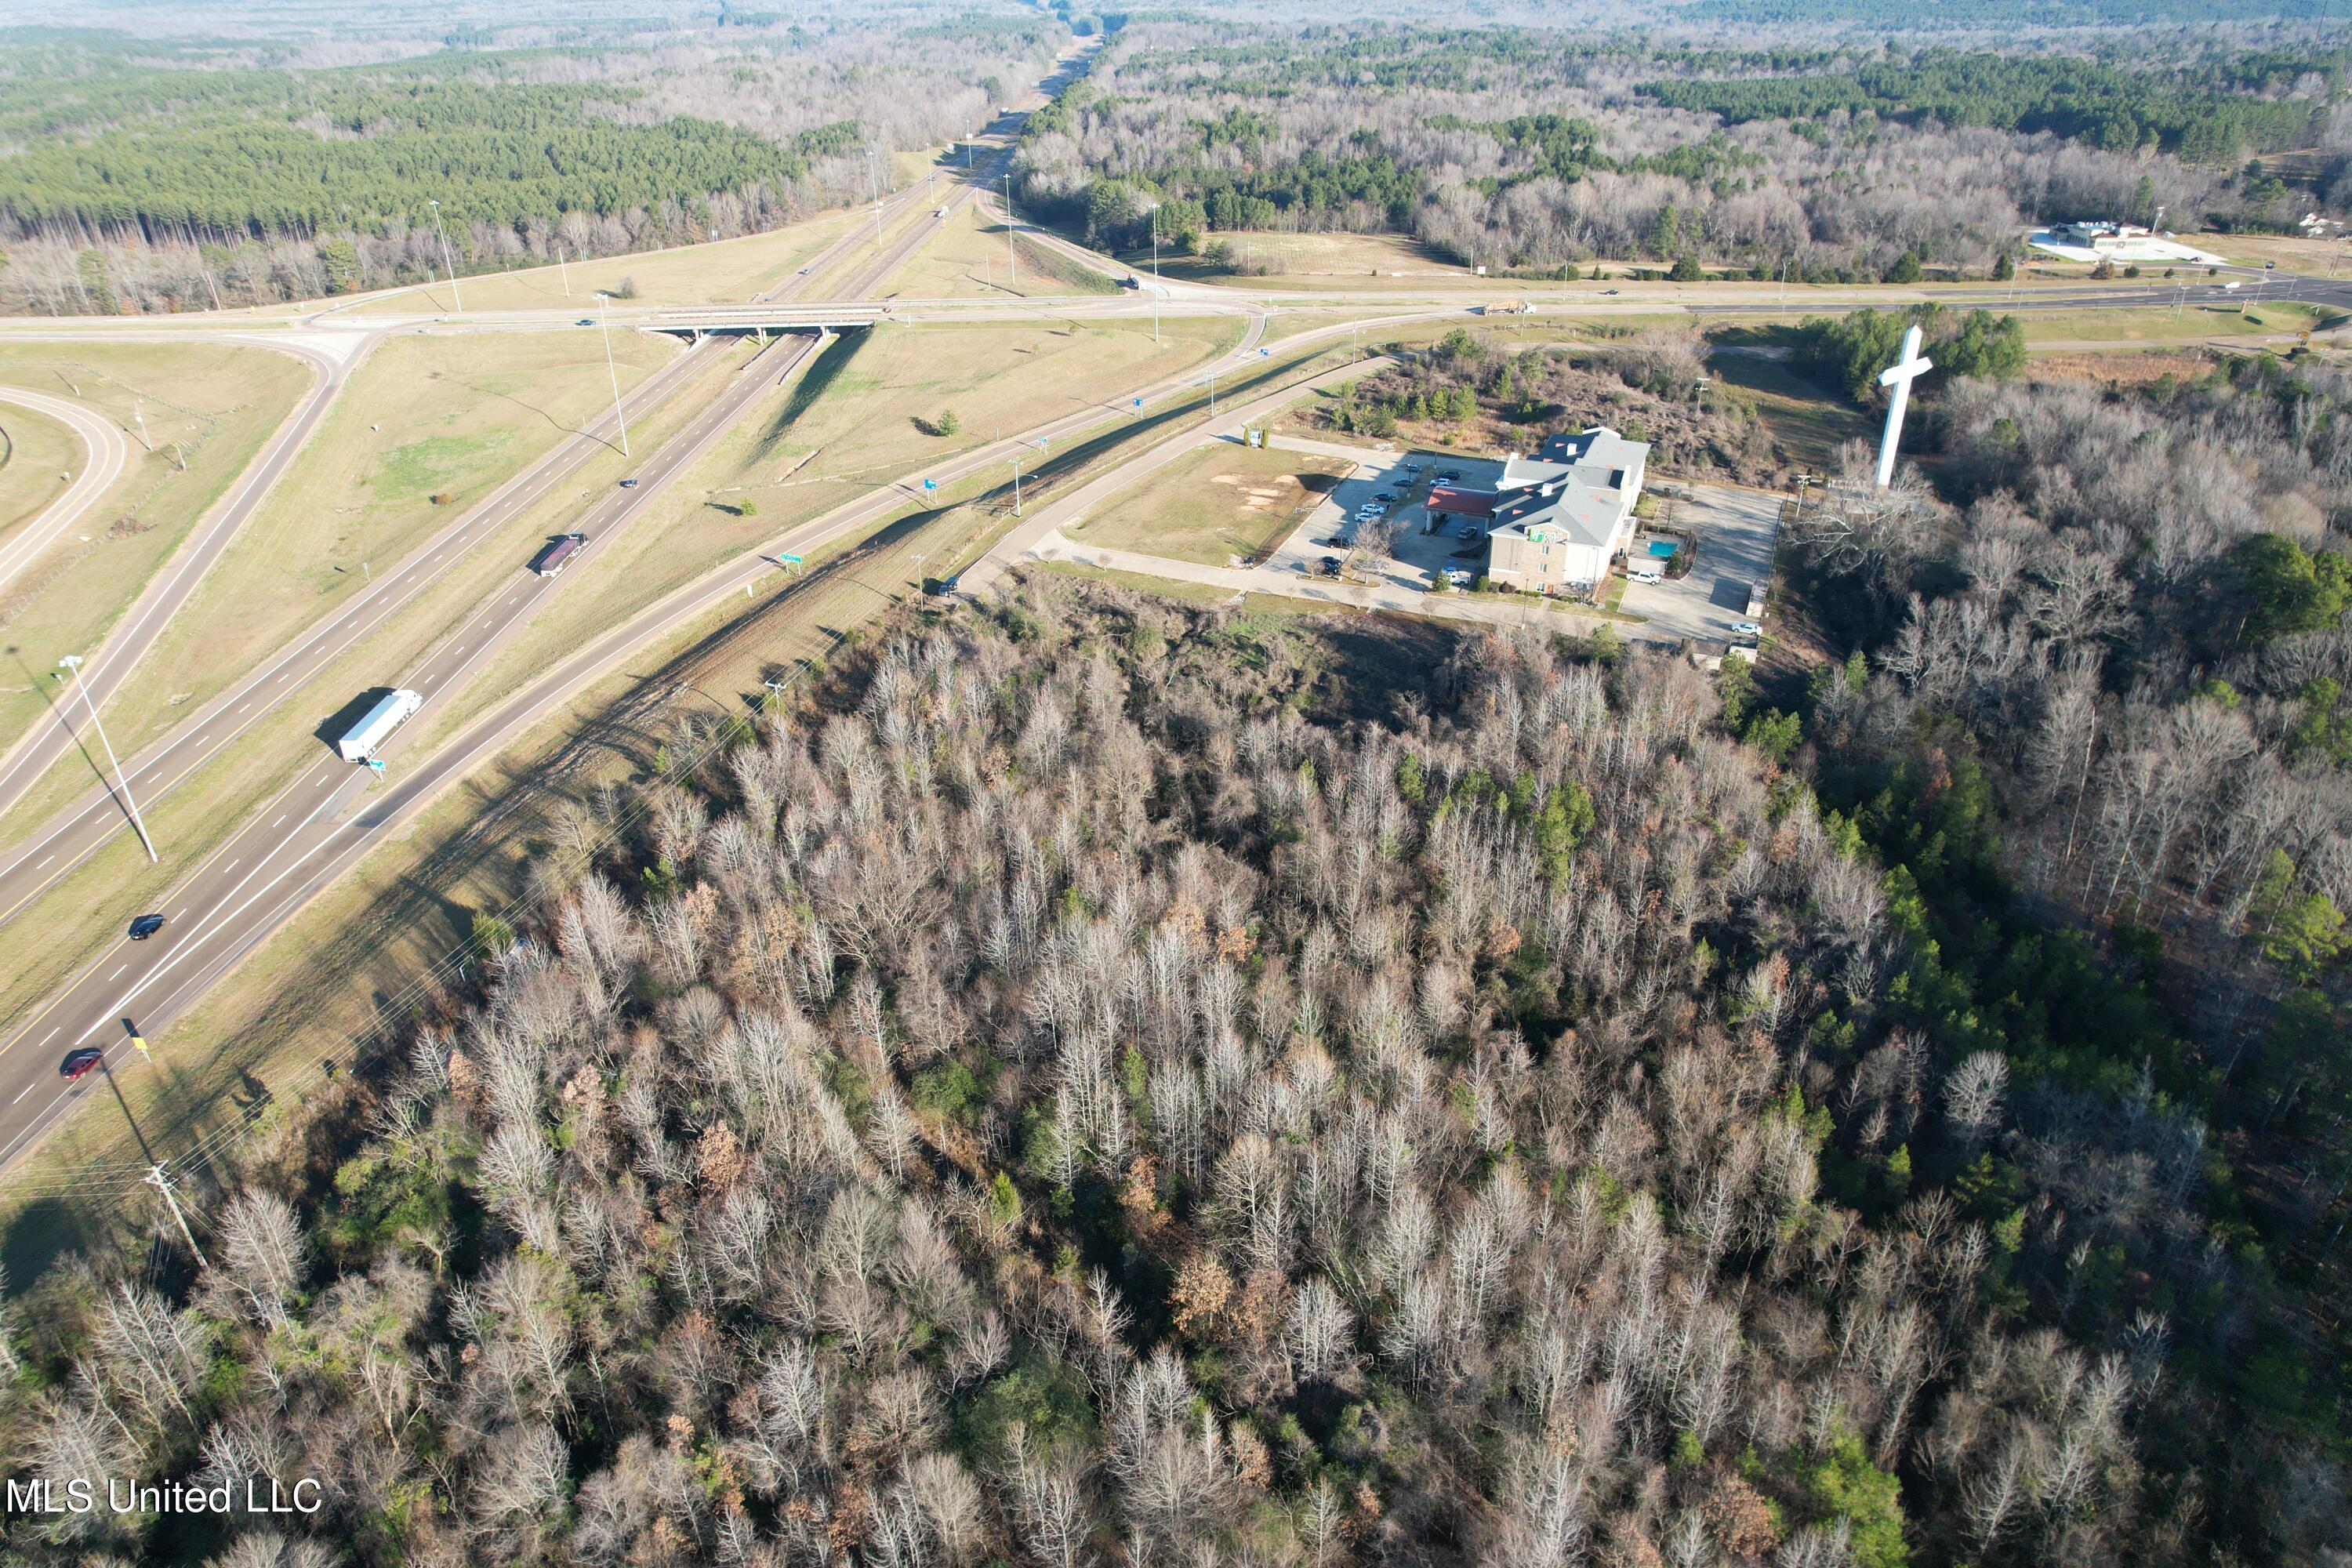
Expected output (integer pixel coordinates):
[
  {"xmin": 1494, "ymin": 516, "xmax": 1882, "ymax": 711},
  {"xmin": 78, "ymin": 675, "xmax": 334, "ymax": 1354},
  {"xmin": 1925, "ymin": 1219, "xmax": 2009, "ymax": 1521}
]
[
  {"xmin": 1069, "ymin": 440, "xmax": 1347, "ymax": 566},
  {"xmin": 0, "ymin": 341, "xmax": 314, "ymax": 758},
  {"xmin": 0, "ymin": 328, "xmax": 685, "ymax": 848},
  {"xmin": 882, "ymin": 203, "xmax": 1122, "ymax": 300},
  {"xmin": 0, "ymin": 401, "xmax": 78, "ymax": 550},
  {"xmin": 1140, "ymin": 229, "xmax": 1484, "ymax": 289},
  {"xmin": 343, "ymin": 207, "xmax": 869, "ymax": 317}
]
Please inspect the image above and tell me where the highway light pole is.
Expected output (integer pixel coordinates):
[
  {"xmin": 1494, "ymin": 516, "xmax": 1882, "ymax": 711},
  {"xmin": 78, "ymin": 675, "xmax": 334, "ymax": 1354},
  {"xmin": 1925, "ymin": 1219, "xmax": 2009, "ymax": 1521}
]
[
  {"xmin": 57, "ymin": 654, "xmax": 155, "ymax": 863},
  {"xmin": 1004, "ymin": 173, "xmax": 1018, "ymax": 288},
  {"xmin": 428, "ymin": 199, "xmax": 463, "ymax": 312},
  {"xmin": 868, "ymin": 149, "xmax": 884, "ymax": 248},
  {"xmin": 557, "ymin": 242, "xmax": 570, "ymax": 296},
  {"xmin": 593, "ymin": 293, "xmax": 630, "ymax": 458}
]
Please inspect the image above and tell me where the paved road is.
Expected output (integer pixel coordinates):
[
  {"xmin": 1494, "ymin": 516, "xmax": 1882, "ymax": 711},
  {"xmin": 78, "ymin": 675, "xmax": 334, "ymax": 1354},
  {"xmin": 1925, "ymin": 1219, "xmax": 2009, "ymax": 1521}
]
[
  {"xmin": 0, "ymin": 118, "xmax": 1047, "ymax": 1173},
  {"xmin": 0, "ymin": 333, "xmax": 717, "ymax": 924},
  {"xmin": 0, "ymin": 337, "xmax": 363, "ymax": 825},
  {"xmin": 0, "ymin": 386, "xmax": 129, "ymax": 596}
]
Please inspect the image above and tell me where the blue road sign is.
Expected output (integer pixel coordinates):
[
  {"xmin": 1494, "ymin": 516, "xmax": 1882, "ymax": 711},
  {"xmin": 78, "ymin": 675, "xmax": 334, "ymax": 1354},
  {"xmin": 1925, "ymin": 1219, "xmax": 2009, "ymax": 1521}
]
[
  {"xmin": 923, "ymin": 477, "xmax": 937, "ymax": 490},
  {"xmin": 778, "ymin": 552, "xmax": 804, "ymax": 564},
  {"xmin": 1134, "ymin": 397, "xmax": 1143, "ymax": 408}
]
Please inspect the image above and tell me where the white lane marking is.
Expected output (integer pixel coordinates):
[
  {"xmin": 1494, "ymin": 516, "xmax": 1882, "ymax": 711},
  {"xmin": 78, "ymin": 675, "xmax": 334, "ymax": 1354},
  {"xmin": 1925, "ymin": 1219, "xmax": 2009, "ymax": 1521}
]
[
  {"xmin": 11, "ymin": 1084, "xmax": 30, "ymax": 1105},
  {"xmin": 226, "ymin": 858, "xmax": 239, "ymax": 869},
  {"xmin": 173, "ymin": 909, "xmax": 187, "ymax": 918},
  {"xmin": 110, "ymin": 966, "xmax": 125, "ymax": 979},
  {"xmin": 36, "ymin": 855, "xmax": 52, "ymax": 869},
  {"xmin": 38, "ymin": 1028, "xmax": 56, "ymax": 1045},
  {"xmin": 273, "ymin": 815, "xmax": 287, "ymax": 826},
  {"xmin": 76, "ymin": 767, "xmax": 362, "ymax": 1044}
]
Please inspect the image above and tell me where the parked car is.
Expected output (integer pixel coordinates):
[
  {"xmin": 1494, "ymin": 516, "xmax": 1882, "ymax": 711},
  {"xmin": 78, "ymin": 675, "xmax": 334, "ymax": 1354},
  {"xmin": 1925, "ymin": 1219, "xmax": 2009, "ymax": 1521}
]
[
  {"xmin": 1373, "ymin": 492, "xmax": 1399, "ymax": 504},
  {"xmin": 1436, "ymin": 470, "xmax": 1461, "ymax": 484},
  {"xmin": 1733, "ymin": 621, "xmax": 1763, "ymax": 637},
  {"xmin": 1319, "ymin": 555, "xmax": 1344, "ymax": 577},
  {"xmin": 1401, "ymin": 462, "xmax": 1424, "ymax": 474},
  {"xmin": 1444, "ymin": 568, "xmax": 1474, "ymax": 588},
  {"xmin": 1628, "ymin": 569, "xmax": 1662, "ymax": 585},
  {"xmin": 127, "ymin": 913, "xmax": 165, "ymax": 940},
  {"xmin": 60, "ymin": 1047, "xmax": 103, "ymax": 1081}
]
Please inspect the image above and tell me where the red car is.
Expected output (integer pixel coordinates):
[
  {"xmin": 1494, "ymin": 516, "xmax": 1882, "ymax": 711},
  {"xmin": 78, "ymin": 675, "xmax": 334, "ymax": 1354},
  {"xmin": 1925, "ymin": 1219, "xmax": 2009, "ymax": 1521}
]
[{"xmin": 60, "ymin": 1047, "xmax": 103, "ymax": 1081}]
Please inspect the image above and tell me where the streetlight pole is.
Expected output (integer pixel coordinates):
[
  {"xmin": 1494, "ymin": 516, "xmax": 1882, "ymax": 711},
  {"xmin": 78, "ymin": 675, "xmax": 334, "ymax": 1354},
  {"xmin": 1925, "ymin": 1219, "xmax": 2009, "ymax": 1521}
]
[
  {"xmin": 593, "ymin": 293, "xmax": 630, "ymax": 457},
  {"xmin": 867, "ymin": 149, "xmax": 884, "ymax": 248},
  {"xmin": 429, "ymin": 198, "xmax": 463, "ymax": 311},
  {"xmin": 557, "ymin": 241, "xmax": 570, "ymax": 296},
  {"xmin": 1004, "ymin": 172, "xmax": 1017, "ymax": 289},
  {"xmin": 57, "ymin": 655, "xmax": 155, "ymax": 863}
]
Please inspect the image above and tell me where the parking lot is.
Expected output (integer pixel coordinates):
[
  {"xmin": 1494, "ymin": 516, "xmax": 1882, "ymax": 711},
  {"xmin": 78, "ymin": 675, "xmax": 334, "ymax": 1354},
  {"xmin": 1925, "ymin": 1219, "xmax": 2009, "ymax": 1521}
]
[
  {"xmin": 1249, "ymin": 441, "xmax": 1787, "ymax": 644},
  {"xmin": 1618, "ymin": 481, "xmax": 1784, "ymax": 644},
  {"xmin": 1261, "ymin": 441, "xmax": 1501, "ymax": 592}
]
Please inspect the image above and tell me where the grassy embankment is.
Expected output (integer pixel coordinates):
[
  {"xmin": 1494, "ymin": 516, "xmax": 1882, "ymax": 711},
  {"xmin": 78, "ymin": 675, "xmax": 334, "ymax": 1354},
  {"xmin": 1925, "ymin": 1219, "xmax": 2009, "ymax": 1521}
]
[{"xmin": 0, "ymin": 342, "xmax": 313, "ymax": 757}]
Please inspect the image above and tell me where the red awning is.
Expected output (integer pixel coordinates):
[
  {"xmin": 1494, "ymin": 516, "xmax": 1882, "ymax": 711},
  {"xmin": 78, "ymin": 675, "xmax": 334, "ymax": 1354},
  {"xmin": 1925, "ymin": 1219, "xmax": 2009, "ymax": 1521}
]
[{"xmin": 1428, "ymin": 486, "xmax": 1499, "ymax": 517}]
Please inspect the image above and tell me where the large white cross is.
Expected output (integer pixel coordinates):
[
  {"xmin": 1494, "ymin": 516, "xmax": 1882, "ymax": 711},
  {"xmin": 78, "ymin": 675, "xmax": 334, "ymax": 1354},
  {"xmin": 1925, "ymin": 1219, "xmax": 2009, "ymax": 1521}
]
[{"xmin": 1873, "ymin": 322, "xmax": 1934, "ymax": 488}]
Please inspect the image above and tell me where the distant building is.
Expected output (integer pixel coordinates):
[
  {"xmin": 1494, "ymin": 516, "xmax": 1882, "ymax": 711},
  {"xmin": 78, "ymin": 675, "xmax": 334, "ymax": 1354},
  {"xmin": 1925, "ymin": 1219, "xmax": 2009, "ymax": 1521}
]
[
  {"xmin": 1479, "ymin": 426, "xmax": 1650, "ymax": 593},
  {"xmin": 2052, "ymin": 220, "xmax": 2151, "ymax": 250}
]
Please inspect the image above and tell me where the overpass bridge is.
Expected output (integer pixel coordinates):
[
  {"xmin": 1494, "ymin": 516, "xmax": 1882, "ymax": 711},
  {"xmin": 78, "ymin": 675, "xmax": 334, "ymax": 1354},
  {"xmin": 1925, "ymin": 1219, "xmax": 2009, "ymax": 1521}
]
[{"xmin": 648, "ymin": 303, "xmax": 890, "ymax": 339}]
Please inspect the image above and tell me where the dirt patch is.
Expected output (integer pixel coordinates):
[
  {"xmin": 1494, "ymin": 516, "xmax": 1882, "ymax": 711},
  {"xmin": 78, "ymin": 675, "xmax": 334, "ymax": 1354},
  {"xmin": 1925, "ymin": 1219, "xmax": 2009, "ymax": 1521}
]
[{"xmin": 2026, "ymin": 350, "xmax": 2216, "ymax": 388}]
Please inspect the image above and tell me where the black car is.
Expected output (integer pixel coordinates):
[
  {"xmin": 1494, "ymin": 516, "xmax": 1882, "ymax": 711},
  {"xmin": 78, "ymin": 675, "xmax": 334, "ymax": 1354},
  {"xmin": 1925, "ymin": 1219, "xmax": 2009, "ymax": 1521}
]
[
  {"xmin": 1319, "ymin": 555, "xmax": 1344, "ymax": 577},
  {"xmin": 60, "ymin": 1047, "xmax": 103, "ymax": 1081},
  {"xmin": 128, "ymin": 913, "xmax": 165, "ymax": 940}
]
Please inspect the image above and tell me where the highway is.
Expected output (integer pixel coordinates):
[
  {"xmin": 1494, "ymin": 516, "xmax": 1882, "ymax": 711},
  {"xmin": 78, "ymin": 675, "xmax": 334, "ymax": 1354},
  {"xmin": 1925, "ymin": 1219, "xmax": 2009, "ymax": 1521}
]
[
  {"xmin": 0, "ymin": 332, "xmax": 717, "ymax": 919},
  {"xmin": 0, "ymin": 386, "xmax": 129, "ymax": 597},
  {"xmin": 0, "ymin": 27, "xmax": 2341, "ymax": 1181},
  {"xmin": 0, "ymin": 113, "xmax": 1044, "ymax": 1171},
  {"xmin": 0, "ymin": 337, "xmax": 362, "ymax": 823},
  {"xmin": 0, "ymin": 85, "xmax": 1026, "ymax": 920}
]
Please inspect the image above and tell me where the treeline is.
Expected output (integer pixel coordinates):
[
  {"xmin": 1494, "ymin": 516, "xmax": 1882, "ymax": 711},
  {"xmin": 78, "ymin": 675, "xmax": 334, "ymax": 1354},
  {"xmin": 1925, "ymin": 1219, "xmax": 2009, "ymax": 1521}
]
[
  {"xmin": 1790, "ymin": 304, "xmax": 2029, "ymax": 402},
  {"xmin": 0, "ymin": 78, "xmax": 838, "ymax": 237},
  {"xmin": 4, "ymin": 568, "xmax": 2342, "ymax": 1564},
  {"xmin": 1640, "ymin": 46, "xmax": 2336, "ymax": 164},
  {"xmin": 1014, "ymin": 18, "xmax": 2299, "ymax": 281},
  {"xmin": 0, "ymin": 17, "xmax": 1064, "ymax": 314},
  {"xmin": 1782, "ymin": 350, "xmax": 2352, "ymax": 1546}
]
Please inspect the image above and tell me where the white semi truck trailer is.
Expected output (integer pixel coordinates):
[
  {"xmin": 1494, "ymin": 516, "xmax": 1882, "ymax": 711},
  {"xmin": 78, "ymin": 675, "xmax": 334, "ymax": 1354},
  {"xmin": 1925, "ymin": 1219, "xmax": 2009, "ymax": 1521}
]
[{"xmin": 337, "ymin": 688, "xmax": 423, "ymax": 763}]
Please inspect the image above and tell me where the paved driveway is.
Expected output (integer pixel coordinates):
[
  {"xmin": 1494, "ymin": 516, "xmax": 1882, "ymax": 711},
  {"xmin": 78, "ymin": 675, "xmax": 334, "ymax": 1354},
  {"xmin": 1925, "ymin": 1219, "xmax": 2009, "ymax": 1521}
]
[{"xmin": 1619, "ymin": 481, "xmax": 1784, "ymax": 644}]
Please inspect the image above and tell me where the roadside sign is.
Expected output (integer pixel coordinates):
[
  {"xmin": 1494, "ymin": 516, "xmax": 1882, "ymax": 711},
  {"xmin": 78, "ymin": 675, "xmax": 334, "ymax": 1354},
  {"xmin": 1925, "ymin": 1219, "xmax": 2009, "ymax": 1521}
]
[
  {"xmin": 923, "ymin": 477, "xmax": 937, "ymax": 491},
  {"xmin": 1134, "ymin": 397, "xmax": 1143, "ymax": 408},
  {"xmin": 778, "ymin": 552, "xmax": 803, "ymax": 564}
]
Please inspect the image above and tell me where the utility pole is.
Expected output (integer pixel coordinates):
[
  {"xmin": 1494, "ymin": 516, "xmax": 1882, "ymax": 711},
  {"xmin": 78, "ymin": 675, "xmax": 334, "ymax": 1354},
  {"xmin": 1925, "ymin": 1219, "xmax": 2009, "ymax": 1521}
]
[
  {"xmin": 557, "ymin": 242, "xmax": 570, "ymax": 296},
  {"xmin": 146, "ymin": 1163, "xmax": 206, "ymax": 1266},
  {"xmin": 57, "ymin": 655, "xmax": 154, "ymax": 862},
  {"xmin": 1004, "ymin": 172, "xmax": 1017, "ymax": 288},
  {"xmin": 593, "ymin": 294, "xmax": 630, "ymax": 457},
  {"xmin": 1791, "ymin": 471, "xmax": 1815, "ymax": 532},
  {"xmin": 1011, "ymin": 452, "xmax": 1023, "ymax": 515},
  {"xmin": 429, "ymin": 199, "xmax": 463, "ymax": 311},
  {"xmin": 867, "ymin": 149, "xmax": 884, "ymax": 248}
]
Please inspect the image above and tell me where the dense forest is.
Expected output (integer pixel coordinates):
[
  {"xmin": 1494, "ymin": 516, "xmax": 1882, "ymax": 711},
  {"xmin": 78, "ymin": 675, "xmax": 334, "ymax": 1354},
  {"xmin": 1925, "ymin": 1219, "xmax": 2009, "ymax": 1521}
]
[
  {"xmin": 1013, "ymin": 21, "xmax": 2347, "ymax": 276},
  {"xmin": 3, "ymin": 513, "xmax": 2345, "ymax": 1562},
  {"xmin": 0, "ymin": 16, "xmax": 1065, "ymax": 314}
]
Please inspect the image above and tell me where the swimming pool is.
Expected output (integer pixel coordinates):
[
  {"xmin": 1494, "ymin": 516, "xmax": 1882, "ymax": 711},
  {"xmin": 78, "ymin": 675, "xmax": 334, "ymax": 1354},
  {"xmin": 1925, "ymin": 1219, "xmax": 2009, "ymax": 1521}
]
[{"xmin": 1647, "ymin": 541, "xmax": 1678, "ymax": 558}]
